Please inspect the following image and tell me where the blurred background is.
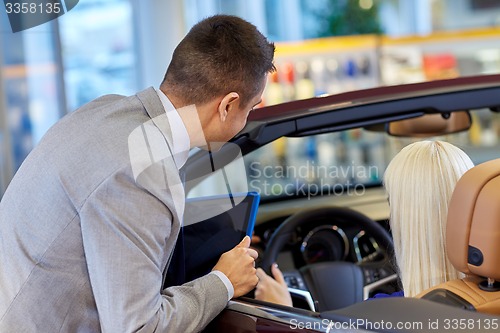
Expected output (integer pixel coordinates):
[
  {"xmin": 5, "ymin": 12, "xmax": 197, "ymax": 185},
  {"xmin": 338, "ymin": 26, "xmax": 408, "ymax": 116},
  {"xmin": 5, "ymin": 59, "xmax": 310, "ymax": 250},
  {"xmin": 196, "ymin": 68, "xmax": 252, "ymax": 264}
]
[{"xmin": 1, "ymin": 0, "xmax": 500, "ymax": 197}]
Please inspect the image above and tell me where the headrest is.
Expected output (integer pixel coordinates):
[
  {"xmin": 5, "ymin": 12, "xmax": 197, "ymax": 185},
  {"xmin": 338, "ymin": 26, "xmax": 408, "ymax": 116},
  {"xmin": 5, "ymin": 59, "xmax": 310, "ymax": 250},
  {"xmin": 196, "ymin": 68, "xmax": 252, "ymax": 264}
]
[{"xmin": 446, "ymin": 158, "xmax": 500, "ymax": 280}]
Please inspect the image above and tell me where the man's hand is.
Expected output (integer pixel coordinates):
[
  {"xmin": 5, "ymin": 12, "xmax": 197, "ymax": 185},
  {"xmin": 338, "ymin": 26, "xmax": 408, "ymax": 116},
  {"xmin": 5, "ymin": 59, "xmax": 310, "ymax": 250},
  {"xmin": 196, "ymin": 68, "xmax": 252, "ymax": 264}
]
[
  {"xmin": 212, "ymin": 236, "xmax": 258, "ymax": 298},
  {"xmin": 255, "ymin": 264, "xmax": 293, "ymax": 306}
]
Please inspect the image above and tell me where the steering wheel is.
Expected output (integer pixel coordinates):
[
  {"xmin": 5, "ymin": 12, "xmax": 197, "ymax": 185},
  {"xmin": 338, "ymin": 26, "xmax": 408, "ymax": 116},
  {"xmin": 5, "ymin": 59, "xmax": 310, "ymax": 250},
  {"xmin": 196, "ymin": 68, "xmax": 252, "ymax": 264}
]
[{"xmin": 259, "ymin": 206, "xmax": 396, "ymax": 312}]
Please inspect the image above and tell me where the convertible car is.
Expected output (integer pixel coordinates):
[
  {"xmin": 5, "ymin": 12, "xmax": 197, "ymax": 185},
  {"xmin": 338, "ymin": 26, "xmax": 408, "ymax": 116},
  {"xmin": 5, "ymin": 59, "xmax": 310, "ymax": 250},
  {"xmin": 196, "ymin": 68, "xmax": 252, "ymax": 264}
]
[{"xmin": 181, "ymin": 74, "xmax": 500, "ymax": 332}]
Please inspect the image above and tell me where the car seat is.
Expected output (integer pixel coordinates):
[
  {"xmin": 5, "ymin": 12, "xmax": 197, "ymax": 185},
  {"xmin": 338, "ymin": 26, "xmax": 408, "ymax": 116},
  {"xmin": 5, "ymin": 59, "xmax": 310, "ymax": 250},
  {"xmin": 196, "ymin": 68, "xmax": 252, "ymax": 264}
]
[{"xmin": 416, "ymin": 158, "xmax": 500, "ymax": 315}]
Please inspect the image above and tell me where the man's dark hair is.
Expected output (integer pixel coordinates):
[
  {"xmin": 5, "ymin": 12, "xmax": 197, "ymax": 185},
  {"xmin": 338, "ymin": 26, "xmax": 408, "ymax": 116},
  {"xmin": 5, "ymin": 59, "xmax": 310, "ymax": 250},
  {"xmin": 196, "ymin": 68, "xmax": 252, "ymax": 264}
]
[{"xmin": 162, "ymin": 15, "xmax": 275, "ymax": 107}]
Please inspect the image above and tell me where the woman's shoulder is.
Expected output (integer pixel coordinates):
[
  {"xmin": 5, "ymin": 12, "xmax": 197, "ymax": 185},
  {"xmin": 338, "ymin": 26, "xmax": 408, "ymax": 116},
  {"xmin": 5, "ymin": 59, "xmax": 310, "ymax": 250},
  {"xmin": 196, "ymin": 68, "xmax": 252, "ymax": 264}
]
[{"xmin": 370, "ymin": 290, "xmax": 404, "ymax": 299}]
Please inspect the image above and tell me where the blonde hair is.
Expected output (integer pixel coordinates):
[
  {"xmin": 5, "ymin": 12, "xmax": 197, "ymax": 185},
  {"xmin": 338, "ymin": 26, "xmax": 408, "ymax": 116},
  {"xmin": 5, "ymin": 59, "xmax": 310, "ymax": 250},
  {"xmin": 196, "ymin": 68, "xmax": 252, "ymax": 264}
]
[{"xmin": 384, "ymin": 141, "xmax": 474, "ymax": 297}]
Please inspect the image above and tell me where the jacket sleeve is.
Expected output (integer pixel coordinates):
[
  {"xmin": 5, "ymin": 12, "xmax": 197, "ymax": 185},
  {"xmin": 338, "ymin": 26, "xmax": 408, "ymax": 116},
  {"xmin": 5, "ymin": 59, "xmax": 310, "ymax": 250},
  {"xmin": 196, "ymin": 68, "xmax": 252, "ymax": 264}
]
[{"xmin": 79, "ymin": 167, "xmax": 228, "ymax": 333}]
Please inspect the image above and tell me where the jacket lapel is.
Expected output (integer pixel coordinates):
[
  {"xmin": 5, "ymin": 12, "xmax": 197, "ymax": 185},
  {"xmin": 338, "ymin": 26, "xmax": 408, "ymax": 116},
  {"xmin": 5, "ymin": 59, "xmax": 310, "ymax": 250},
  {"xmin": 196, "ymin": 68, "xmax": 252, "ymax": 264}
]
[{"xmin": 135, "ymin": 87, "xmax": 185, "ymax": 225}]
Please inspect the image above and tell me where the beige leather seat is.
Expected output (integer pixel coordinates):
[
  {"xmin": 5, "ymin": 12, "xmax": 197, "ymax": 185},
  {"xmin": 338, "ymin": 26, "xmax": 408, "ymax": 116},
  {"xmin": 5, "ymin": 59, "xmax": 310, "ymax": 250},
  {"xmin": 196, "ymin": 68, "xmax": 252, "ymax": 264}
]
[{"xmin": 417, "ymin": 158, "xmax": 500, "ymax": 315}]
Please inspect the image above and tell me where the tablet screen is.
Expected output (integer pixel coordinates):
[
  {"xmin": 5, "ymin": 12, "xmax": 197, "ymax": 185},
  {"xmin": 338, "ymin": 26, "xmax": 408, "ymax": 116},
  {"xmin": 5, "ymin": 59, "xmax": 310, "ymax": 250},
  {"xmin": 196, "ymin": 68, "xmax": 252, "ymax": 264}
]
[{"xmin": 169, "ymin": 192, "xmax": 260, "ymax": 284}]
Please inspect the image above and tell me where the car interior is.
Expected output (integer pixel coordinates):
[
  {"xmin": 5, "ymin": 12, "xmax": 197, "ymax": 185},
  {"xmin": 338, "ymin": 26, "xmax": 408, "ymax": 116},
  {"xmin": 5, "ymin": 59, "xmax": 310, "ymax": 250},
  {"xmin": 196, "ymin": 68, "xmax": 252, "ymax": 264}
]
[{"xmin": 180, "ymin": 75, "xmax": 500, "ymax": 332}]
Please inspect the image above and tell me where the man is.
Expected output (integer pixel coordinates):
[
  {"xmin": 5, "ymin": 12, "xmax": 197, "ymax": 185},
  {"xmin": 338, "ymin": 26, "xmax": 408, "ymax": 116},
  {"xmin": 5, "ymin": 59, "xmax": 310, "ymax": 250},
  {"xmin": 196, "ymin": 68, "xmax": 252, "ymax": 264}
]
[{"xmin": 0, "ymin": 15, "xmax": 275, "ymax": 332}]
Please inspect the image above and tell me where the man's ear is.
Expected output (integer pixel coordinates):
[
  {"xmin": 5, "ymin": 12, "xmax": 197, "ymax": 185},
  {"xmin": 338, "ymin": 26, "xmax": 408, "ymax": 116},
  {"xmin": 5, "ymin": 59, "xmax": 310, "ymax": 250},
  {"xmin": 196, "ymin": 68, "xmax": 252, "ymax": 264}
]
[{"xmin": 218, "ymin": 92, "xmax": 240, "ymax": 122}]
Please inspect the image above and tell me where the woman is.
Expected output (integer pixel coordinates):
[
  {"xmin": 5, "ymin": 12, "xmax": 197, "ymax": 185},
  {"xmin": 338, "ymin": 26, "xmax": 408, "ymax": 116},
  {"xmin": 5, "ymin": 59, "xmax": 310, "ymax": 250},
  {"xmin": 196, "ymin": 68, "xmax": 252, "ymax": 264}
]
[
  {"xmin": 255, "ymin": 140, "xmax": 474, "ymax": 305},
  {"xmin": 383, "ymin": 140, "xmax": 473, "ymax": 297}
]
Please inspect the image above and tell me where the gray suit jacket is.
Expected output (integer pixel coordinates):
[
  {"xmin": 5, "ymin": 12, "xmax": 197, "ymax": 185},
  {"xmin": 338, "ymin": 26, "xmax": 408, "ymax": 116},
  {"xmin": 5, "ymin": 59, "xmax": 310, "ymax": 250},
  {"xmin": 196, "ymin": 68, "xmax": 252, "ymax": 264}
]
[{"xmin": 0, "ymin": 88, "xmax": 228, "ymax": 332}]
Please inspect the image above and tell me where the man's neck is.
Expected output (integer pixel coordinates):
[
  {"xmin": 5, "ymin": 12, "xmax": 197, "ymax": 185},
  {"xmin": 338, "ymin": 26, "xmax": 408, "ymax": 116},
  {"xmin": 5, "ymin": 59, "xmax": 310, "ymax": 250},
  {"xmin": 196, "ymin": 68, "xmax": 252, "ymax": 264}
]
[{"xmin": 160, "ymin": 87, "xmax": 208, "ymax": 149}]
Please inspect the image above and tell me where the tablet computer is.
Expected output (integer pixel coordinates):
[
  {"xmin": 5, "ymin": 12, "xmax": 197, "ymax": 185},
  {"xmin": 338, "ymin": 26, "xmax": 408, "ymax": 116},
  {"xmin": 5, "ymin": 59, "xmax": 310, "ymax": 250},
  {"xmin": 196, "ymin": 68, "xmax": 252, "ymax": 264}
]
[{"xmin": 170, "ymin": 192, "xmax": 260, "ymax": 284}]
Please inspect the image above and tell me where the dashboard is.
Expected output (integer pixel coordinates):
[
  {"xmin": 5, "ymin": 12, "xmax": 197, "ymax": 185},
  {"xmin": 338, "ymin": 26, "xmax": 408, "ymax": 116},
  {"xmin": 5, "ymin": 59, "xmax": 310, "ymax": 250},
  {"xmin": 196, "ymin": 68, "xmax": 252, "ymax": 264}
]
[
  {"xmin": 253, "ymin": 215, "xmax": 388, "ymax": 271},
  {"xmin": 253, "ymin": 187, "xmax": 391, "ymax": 270},
  {"xmin": 251, "ymin": 187, "xmax": 399, "ymax": 309}
]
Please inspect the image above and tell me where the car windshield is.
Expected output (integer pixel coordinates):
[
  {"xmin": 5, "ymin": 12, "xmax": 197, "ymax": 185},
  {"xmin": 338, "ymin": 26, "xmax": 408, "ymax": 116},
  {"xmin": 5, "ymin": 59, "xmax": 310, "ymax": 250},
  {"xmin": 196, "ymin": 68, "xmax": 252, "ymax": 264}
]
[{"xmin": 187, "ymin": 108, "xmax": 499, "ymax": 201}]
